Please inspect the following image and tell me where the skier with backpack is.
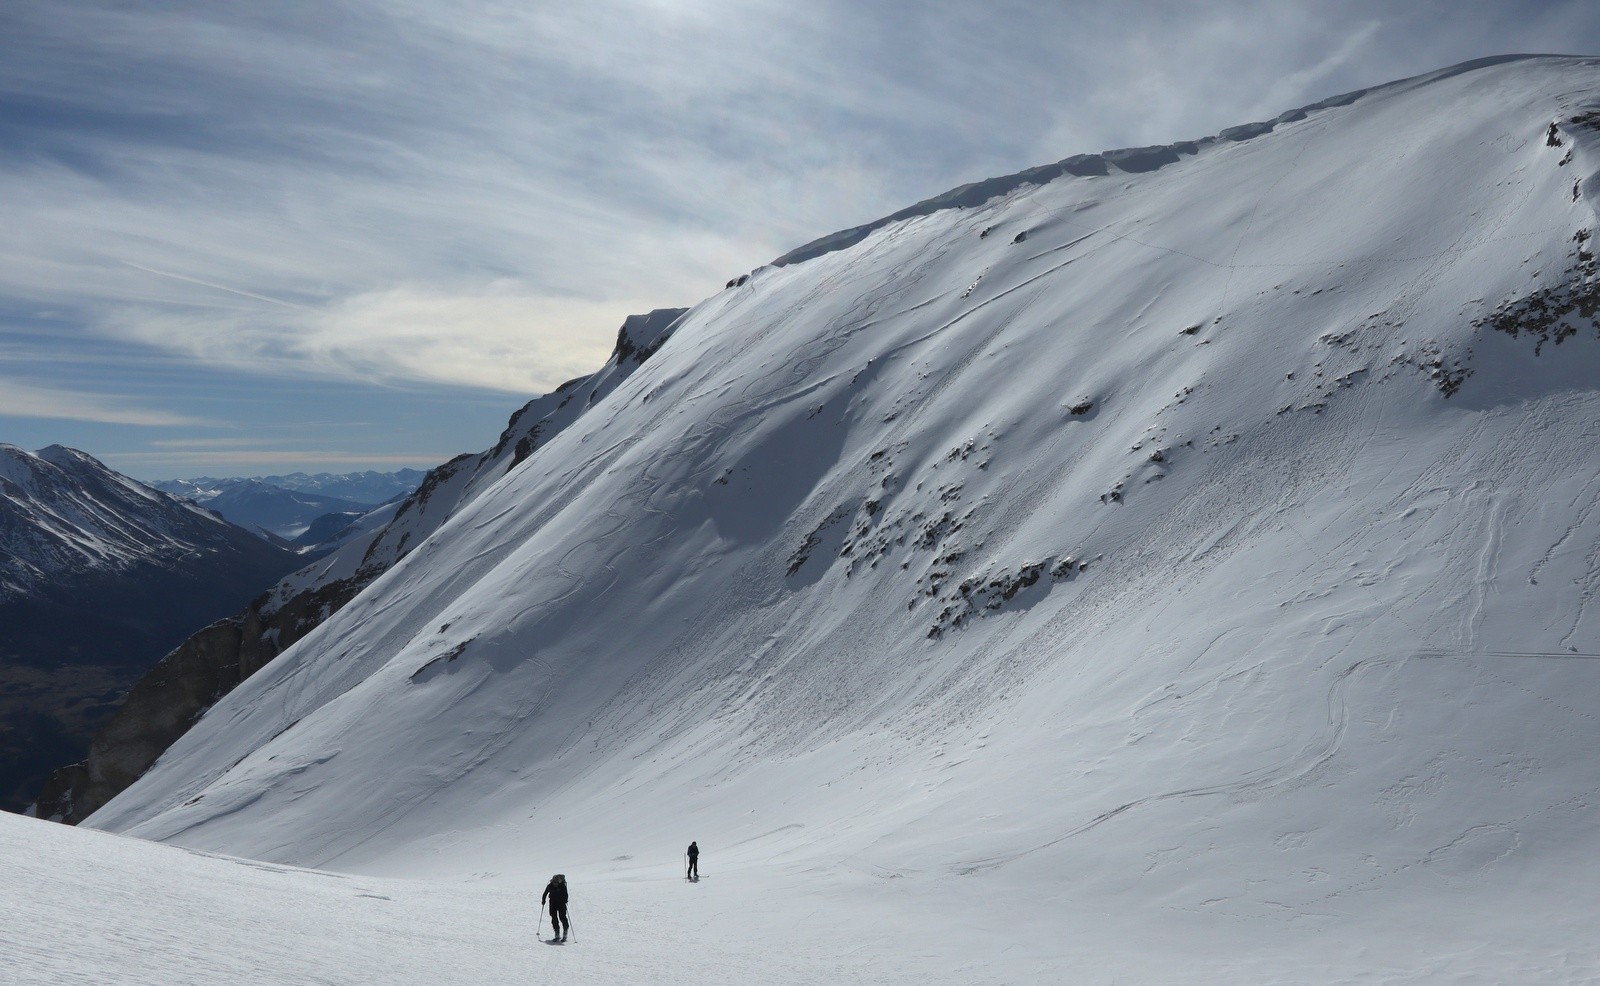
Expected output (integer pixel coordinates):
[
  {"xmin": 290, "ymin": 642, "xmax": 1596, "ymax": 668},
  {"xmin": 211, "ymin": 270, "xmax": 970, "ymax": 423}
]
[
  {"xmin": 686, "ymin": 841, "xmax": 699, "ymax": 881},
  {"xmin": 541, "ymin": 874, "xmax": 570, "ymax": 941}
]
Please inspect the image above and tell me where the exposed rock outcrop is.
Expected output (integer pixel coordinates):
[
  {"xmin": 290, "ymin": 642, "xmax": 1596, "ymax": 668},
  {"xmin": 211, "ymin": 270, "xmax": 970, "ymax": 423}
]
[{"xmin": 34, "ymin": 575, "xmax": 366, "ymax": 823}]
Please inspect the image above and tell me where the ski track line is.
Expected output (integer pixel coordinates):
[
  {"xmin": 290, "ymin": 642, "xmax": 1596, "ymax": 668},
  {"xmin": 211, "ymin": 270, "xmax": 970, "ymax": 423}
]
[
  {"xmin": 1306, "ymin": 786, "xmax": 1600, "ymax": 914},
  {"xmin": 875, "ymin": 231, "xmax": 1099, "ymax": 369},
  {"xmin": 318, "ymin": 665, "xmax": 555, "ymax": 869},
  {"xmin": 539, "ymin": 220, "xmax": 976, "ymax": 766},
  {"xmin": 670, "ymin": 220, "xmax": 959, "ymax": 494},
  {"xmin": 1219, "ymin": 120, "xmax": 1327, "ymax": 315},
  {"xmin": 952, "ymin": 659, "xmax": 1376, "ymax": 875}
]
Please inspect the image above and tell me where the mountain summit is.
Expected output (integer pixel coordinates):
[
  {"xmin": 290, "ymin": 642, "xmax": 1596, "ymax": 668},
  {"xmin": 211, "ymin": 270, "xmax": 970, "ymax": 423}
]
[{"xmin": 60, "ymin": 56, "xmax": 1600, "ymax": 979}]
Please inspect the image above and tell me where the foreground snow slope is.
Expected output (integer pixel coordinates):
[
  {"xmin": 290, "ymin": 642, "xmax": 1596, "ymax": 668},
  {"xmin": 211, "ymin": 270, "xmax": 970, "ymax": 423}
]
[
  {"xmin": 80, "ymin": 56, "xmax": 1600, "ymax": 980},
  {"xmin": 6, "ymin": 809, "xmax": 1590, "ymax": 984}
]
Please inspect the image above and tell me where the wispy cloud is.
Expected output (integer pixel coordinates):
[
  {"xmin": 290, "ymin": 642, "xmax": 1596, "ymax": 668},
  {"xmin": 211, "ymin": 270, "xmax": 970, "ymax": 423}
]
[
  {"xmin": 105, "ymin": 449, "xmax": 442, "ymax": 468},
  {"xmin": 103, "ymin": 284, "xmax": 647, "ymax": 393},
  {"xmin": 3, "ymin": 0, "xmax": 1599, "ymax": 474},
  {"xmin": 98, "ymin": 445, "xmax": 448, "ymax": 479},
  {"xmin": 143, "ymin": 434, "xmax": 374, "ymax": 449},
  {"xmin": 0, "ymin": 377, "xmax": 211, "ymax": 427},
  {"xmin": 120, "ymin": 263, "xmax": 308, "ymax": 311}
]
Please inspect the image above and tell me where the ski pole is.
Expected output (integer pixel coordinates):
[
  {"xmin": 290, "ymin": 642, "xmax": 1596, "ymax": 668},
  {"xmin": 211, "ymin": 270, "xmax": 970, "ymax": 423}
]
[{"xmin": 537, "ymin": 902, "xmax": 544, "ymax": 939}]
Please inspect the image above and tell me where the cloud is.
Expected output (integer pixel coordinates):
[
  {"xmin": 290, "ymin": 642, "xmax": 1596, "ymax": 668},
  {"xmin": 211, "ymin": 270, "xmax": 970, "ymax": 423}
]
[
  {"xmin": 0, "ymin": 377, "xmax": 211, "ymax": 426},
  {"xmin": 304, "ymin": 287, "xmax": 633, "ymax": 393},
  {"xmin": 104, "ymin": 448, "xmax": 441, "ymax": 469},
  {"xmin": 103, "ymin": 283, "xmax": 648, "ymax": 394},
  {"xmin": 4, "ymin": 0, "xmax": 1600, "ymax": 406},
  {"xmin": 97, "ymin": 442, "xmax": 450, "ymax": 479},
  {"xmin": 1010, "ymin": 2, "xmax": 1597, "ymax": 170}
]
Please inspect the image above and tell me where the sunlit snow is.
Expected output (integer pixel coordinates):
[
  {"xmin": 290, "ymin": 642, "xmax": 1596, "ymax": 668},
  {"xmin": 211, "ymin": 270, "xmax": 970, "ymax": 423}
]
[{"xmin": 12, "ymin": 56, "xmax": 1600, "ymax": 983}]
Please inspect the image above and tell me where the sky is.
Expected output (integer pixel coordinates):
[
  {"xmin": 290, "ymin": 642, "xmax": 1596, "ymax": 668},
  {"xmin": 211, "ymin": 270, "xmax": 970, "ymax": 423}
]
[{"xmin": 2, "ymin": 1, "xmax": 1598, "ymax": 480}]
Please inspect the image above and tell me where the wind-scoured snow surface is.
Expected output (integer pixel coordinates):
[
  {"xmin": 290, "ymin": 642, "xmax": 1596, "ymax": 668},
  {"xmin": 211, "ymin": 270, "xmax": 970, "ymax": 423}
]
[
  {"xmin": 34, "ymin": 56, "xmax": 1600, "ymax": 981},
  {"xmin": 256, "ymin": 306, "xmax": 686, "ymax": 612}
]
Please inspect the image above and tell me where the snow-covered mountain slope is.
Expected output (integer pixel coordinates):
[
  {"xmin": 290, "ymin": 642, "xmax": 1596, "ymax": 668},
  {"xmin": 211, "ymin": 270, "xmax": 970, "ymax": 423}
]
[
  {"xmin": 84, "ymin": 56, "xmax": 1600, "ymax": 980},
  {"xmin": 34, "ymin": 308, "xmax": 687, "ymax": 823},
  {"xmin": 0, "ymin": 445, "xmax": 292, "ymax": 601},
  {"xmin": 0, "ymin": 445, "xmax": 300, "ymax": 809}
]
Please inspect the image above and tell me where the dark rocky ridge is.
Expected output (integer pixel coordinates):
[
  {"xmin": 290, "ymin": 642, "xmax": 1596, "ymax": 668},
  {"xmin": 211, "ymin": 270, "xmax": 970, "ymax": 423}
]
[
  {"xmin": 0, "ymin": 445, "xmax": 302, "ymax": 812},
  {"xmin": 33, "ymin": 576, "xmax": 363, "ymax": 822}
]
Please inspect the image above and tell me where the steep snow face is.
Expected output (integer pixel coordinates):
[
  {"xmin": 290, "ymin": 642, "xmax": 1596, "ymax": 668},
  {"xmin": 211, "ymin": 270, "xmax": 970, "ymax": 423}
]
[
  {"xmin": 0, "ymin": 444, "xmax": 266, "ymax": 601},
  {"xmin": 89, "ymin": 57, "xmax": 1600, "ymax": 976},
  {"xmin": 259, "ymin": 307, "xmax": 687, "ymax": 612}
]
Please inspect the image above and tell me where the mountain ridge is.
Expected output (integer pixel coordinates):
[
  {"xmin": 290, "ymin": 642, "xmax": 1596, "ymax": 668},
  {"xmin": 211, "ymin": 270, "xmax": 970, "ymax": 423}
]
[
  {"xmin": 0, "ymin": 444, "xmax": 301, "ymax": 811},
  {"xmin": 153, "ymin": 469, "xmax": 425, "ymax": 539},
  {"xmin": 39, "ymin": 54, "xmax": 1600, "ymax": 979},
  {"xmin": 33, "ymin": 307, "xmax": 686, "ymax": 822},
  {"xmin": 155, "ymin": 468, "xmax": 426, "ymax": 506},
  {"xmin": 768, "ymin": 53, "xmax": 1566, "ymax": 269}
]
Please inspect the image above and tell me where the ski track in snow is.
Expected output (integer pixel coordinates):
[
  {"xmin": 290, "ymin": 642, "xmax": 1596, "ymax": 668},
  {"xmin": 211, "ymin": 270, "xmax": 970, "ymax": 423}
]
[{"xmin": 952, "ymin": 658, "xmax": 1377, "ymax": 875}]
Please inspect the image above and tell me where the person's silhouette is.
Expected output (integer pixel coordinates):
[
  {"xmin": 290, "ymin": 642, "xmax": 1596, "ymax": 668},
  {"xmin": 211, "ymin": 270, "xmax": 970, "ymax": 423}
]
[
  {"xmin": 541, "ymin": 874, "xmax": 569, "ymax": 940},
  {"xmin": 686, "ymin": 841, "xmax": 699, "ymax": 881}
]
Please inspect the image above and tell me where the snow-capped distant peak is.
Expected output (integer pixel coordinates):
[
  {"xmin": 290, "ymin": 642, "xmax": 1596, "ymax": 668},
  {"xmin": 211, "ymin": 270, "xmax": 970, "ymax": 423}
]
[{"xmin": 0, "ymin": 445, "xmax": 279, "ymax": 600}]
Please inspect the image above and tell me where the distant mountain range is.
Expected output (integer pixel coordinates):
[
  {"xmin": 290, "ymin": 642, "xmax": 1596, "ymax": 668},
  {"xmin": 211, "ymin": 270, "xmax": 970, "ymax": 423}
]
[
  {"xmin": 157, "ymin": 468, "xmax": 426, "ymax": 505},
  {"xmin": 0, "ymin": 445, "xmax": 303, "ymax": 813},
  {"xmin": 152, "ymin": 469, "xmax": 425, "ymax": 540}
]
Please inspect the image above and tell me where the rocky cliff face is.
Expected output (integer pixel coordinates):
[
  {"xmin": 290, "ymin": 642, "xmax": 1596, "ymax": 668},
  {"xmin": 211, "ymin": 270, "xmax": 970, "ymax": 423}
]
[
  {"xmin": 33, "ymin": 310, "xmax": 686, "ymax": 823},
  {"xmin": 33, "ymin": 576, "xmax": 361, "ymax": 822}
]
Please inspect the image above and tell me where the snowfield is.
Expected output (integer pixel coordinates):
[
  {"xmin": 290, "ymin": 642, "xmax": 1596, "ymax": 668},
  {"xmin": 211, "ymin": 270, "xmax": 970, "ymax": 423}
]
[
  {"xmin": 13, "ymin": 55, "xmax": 1600, "ymax": 982},
  {"xmin": 4, "ymin": 802, "xmax": 1594, "ymax": 983}
]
